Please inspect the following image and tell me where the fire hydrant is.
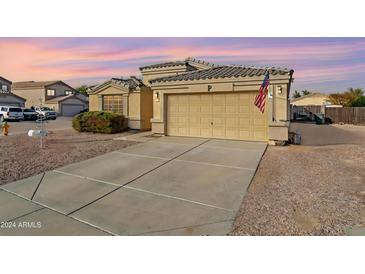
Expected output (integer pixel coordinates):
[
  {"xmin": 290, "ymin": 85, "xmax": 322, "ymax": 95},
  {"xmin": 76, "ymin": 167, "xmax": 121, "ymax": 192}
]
[{"xmin": 2, "ymin": 121, "xmax": 10, "ymax": 136}]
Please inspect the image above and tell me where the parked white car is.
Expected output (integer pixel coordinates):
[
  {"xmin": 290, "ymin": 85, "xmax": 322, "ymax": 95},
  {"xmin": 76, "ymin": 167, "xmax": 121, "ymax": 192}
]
[
  {"xmin": 0, "ymin": 106, "xmax": 24, "ymax": 122},
  {"xmin": 33, "ymin": 106, "xmax": 57, "ymax": 120}
]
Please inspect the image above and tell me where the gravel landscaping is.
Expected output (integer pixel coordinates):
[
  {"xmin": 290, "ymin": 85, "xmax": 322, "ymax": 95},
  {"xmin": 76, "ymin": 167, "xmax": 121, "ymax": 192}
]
[
  {"xmin": 0, "ymin": 129, "xmax": 138, "ymax": 185},
  {"xmin": 230, "ymin": 123, "xmax": 365, "ymax": 236}
]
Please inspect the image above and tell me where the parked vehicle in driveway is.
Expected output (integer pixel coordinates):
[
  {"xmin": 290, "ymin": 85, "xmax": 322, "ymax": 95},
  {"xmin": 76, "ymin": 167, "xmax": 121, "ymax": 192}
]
[
  {"xmin": 22, "ymin": 108, "xmax": 38, "ymax": 121},
  {"xmin": 33, "ymin": 106, "xmax": 57, "ymax": 120},
  {"xmin": 0, "ymin": 106, "xmax": 24, "ymax": 122},
  {"xmin": 78, "ymin": 108, "xmax": 89, "ymax": 114}
]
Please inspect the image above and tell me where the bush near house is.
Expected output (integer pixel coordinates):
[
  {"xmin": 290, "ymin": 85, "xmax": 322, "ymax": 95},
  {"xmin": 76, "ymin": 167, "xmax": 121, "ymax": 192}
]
[{"xmin": 72, "ymin": 111, "xmax": 128, "ymax": 133}]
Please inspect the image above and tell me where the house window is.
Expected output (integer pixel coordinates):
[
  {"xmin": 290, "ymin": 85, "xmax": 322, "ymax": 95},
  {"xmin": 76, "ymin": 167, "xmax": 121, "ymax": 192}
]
[
  {"xmin": 2, "ymin": 85, "xmax": 8, "ymax": 92},
  {"xmin": 47, "ymin": 89, "xmax": 55, "ymax": 96},
  {"xmin": 65, "ymin": 90, "xmax": 73, "ymax": 95},
  {"xmin": 103, "ymin": 95, "xmax": 123, "ymax": 113}
]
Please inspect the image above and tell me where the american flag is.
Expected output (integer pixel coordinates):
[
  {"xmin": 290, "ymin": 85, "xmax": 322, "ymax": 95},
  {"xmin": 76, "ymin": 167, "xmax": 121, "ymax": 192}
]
[{"xmin": 254, "ymin": 71, "xmax": 270, "ymax": 113}]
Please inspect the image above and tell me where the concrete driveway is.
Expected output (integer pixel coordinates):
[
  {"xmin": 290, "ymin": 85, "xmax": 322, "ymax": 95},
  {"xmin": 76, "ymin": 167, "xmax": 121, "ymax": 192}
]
[{"xmin": 0, "ymin": 136, "xmax": 266, "ymax": 235}]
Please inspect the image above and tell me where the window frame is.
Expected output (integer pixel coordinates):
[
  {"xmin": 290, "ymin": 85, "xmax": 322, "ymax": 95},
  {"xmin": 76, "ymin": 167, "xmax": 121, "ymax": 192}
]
[
  {"xmin": 46, "ymin": 89, "xmax": 56, "ymax": 96},
  {"xmin": 65, "ymin": 90, "xmax": 73, "ymax": 96},
  {"xmin": 102, "ymin": 95, "xmax": 123, "ymax": 113}
]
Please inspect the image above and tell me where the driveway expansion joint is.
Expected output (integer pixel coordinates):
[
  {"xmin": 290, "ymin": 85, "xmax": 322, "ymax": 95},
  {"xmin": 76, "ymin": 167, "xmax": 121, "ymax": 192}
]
[
  {"xmin": 65, "ymin": 139, "xmax": 211, "ymax": 216},
  {"xmin": 30, "ymin": 172, "xmax": 46, "ymax": 200},
  {"xmin": 124, "ymin": 186, "xmax": 234, "ymax": 212},
  {"xmin": 132, "ymin": 219, "xmax": 235, "ymax": 236},
  {"xmin": 111, "ymin": 151, "xmax": 170, "ymax": 160}
]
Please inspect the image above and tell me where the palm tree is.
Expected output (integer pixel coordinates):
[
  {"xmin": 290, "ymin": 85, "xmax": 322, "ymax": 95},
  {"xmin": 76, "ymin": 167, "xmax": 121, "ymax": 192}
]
[
  {"xmin": 345, "ymin": 87, "xmax": 364, "ymax": 106},
  {"xmin": 293, "ymin": 90, "xmax": 301, "ymax": 98},
  {"xmin": 346, "ymin": 87, "xmax": 364, "ymax": 97},
  {"xmin": 301, "ymin": 90, "xmax": 311, "ymax": 96}
]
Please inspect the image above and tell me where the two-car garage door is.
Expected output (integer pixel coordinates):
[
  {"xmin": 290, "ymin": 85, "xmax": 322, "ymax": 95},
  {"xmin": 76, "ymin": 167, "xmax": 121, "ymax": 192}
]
[{"xmin": 167, "ymin": 92, "xmax": 268, "ymax": 141}]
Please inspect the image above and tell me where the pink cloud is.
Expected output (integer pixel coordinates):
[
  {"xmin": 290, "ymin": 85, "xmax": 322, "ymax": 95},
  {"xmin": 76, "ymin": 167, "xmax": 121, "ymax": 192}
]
[{"xmin": 1, "ymin": 38, "xmax": 365, "ymax": 88}]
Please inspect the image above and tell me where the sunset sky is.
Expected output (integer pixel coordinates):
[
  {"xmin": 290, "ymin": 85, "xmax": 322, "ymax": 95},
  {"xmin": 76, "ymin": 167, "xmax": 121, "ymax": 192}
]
[{"xmin": 1, "ymin": 37, "xmax": 364, "ymax": 93}]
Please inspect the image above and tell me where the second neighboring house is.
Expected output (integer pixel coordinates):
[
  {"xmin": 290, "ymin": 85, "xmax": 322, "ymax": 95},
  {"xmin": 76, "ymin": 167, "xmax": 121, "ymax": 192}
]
[
  {"xmin": 290, "ymin": 92, "xmax": 331, "ymax": 106},
  {"xmin": 88, "ymin": 77, "xmax": 153, "ymax": 130},
  {"xmin": 0, "ymin": 76, "xmax": 26, "ymax": 107},
  {"xmin": 12, "ymin": 80, "xmax": 88, "ymax": 116}
]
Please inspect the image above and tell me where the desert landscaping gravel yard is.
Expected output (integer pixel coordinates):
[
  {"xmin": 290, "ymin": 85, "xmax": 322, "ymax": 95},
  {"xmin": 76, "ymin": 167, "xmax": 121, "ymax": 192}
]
[
  {"xmin": 230, "ymin": 123, "xmax": 365, "ymax": 236},
  {"xmin": 0, "ymin": 129, "xmax": 137, "ymax": 185}
]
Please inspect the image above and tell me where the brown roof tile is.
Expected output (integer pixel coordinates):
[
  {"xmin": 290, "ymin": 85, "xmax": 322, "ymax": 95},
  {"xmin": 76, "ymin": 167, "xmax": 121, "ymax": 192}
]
[
  {"xmin": 12, "ymin": 80, "xmax": 60, "ymax": 89},
  {"xmin": 139, "ymin": 57, "xmax": 218, "ymax": 71},
  {"xmin": 150, "ymin": 65, "xmax": 294, "ymax": 84}
]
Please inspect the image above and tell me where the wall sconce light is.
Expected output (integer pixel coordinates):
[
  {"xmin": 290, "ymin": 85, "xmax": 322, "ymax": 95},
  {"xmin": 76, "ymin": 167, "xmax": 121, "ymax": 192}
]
[
  {"xmin": 154, "ymin": 91, "xmax": 160, "ymax": 102},
  {"xmin": 277, "ymin": 85, "xmax": 283, "ymax": 94},
  {"xmin": 208, "ymin": 85, "xmax": 212, "ymax": 92}
]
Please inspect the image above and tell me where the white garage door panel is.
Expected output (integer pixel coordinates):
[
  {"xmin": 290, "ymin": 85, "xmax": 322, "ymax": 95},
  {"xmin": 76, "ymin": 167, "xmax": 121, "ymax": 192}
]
[
  {"xmin": 167, "ymin": 92, "xmax": 268, "ymax": 141},
  {"xmin": 62, "ymin": 104, "xmax": 84, "ymax": 117}
]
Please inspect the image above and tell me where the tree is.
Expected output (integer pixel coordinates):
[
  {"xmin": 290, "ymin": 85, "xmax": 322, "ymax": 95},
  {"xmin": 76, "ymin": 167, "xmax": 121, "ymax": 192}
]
[
  {"xmin": 301, "ymin": 90, "xmax": 311, "ymax": 96},
  {"xmin": 293, "ymin": 90, "xmax": 301, "ymax": 98},
  {"xmin": 328, "ymin": 93, "xmax": 349, "ymax": 106},
  {"xmin": 76, "ymin": 85, "xmax": 88, "ymax": 95},
  {"xmin": 328, "ymin": 88, "xmax": 364, "ymax": 106},
  {"xmin": 344, "ymin": 87, "xmax": 364, "ymax": 105},
  {"xmin": 351, "ymin": 96, "xmax": 365, "ymax": 107}
]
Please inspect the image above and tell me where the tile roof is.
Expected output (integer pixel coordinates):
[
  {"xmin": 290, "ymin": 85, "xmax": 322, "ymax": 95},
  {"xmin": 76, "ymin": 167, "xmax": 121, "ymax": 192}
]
[
  {"xmin": 290, "ymin": 92, "xmax": 328, "ymax": 102},
  {"xmin": 12, "ymin": 80, "xmax": 60, "ymax": 89},
  {"xmin": 0, "ymin": 91, "xmax": 26, "ymax": 101},
  {"xmin": 45, "ymin": 93, "xmax": 88, "ymax": 104},
  {"xmin": 0, "ymin": 76, "xmax": 12, "ymax": 84},
  {"xmin": 110, "ymin": 76, "xmax": 145, "ymax": 89},
  {"xmin": 139, "ymin": 60, "xmax": 189, "ymax": 70},
  {"xmin": 150, "ymin": 65, "xmax": 294, "ymax": 84},
  {"xmin": 139, "ymin": 57, "xmax": 217, "ymax": 71},
  {"xmin": 46, "ymin": 94, "xmax": 74, "ymax": 103},
  {"xmin": 89, "ymin": 76, "xmax": 145, "ymax": 94}
]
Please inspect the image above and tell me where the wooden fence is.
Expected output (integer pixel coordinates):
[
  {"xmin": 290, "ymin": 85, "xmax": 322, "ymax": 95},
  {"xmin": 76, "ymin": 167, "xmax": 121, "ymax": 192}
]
[
  {"xmin": 291, "ymin": 105, "xmax": 365, "ymax": 125},
  {"xmin": 325, "ymin": 107, "xmax": 365, "ymax": 125}
]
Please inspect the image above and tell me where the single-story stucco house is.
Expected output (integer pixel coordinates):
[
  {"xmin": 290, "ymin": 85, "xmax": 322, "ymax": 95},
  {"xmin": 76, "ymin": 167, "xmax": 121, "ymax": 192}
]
[
  {"xmin": 88, "ymin": 77, "xmax": 153, "ymax": 130},
  {"xmin": 290, "ymin": 92, "xmax": 331, "ymax": 106},
  {"xmin": 0, "ymin": 76, "xmax": 26, "ymax": 107},
  {"xmin": 12, "ymin": 80, "xmax": 88, "ymax": 116},
  {"xmin": 138, "ymin": 59, "xmax": 294, "ymax": 143}
]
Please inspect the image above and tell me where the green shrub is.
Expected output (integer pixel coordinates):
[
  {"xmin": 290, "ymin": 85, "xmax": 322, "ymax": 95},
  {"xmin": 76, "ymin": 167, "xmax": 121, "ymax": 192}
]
[
  {"xmin": 72, "ymin": 111, "xmax": 128, "ymax": 133},
  {"xmin": 351, "ymin": 96, "xmax": 365, "ymax": 107}
]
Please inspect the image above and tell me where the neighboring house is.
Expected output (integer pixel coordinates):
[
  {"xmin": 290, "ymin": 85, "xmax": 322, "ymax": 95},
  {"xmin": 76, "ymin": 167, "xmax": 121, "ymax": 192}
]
[
  {"xmin": 0, "ymin": 76, "xmax": 26, "ymax": 107},
  {"xmin": 12, "ymin": 80, "xmax": 88, "ymax": 116},
  {"xmin": 139, "ymin": 59, "xmax": 294, "ymax": 143},
  {"xmin": 290, "ymin": 92, "xmax": 331, "ymax": 106},
  {"xmin": 88, "ymin": 77, "xmax": 152, "ymax": 130}
]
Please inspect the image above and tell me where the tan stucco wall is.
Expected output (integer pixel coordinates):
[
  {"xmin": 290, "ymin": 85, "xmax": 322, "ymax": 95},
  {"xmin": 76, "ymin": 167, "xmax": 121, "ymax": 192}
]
[
  {"xmin": 150, "ymin": 75, "xmax": 292, "ymax": 142},
  {"xmin": 12, "ymin": 88, "xmax": 44, "ymax": 107},
  {"xmin": 291, "ymin": 95, "xmax": 330, "ymax": 106},
  {"xmin": 89, "ymin": 94, "xmax": 100, "ymax": 111},
  {"xmin": 128, "ymin": 92, "xmax": 140, "ymax": 119}
]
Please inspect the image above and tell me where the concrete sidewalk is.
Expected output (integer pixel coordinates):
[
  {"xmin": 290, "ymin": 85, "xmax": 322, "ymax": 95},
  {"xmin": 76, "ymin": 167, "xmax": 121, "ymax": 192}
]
[{"xmin": 0, "ymin": 136, "xmax": 266, "ymax": 236}]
